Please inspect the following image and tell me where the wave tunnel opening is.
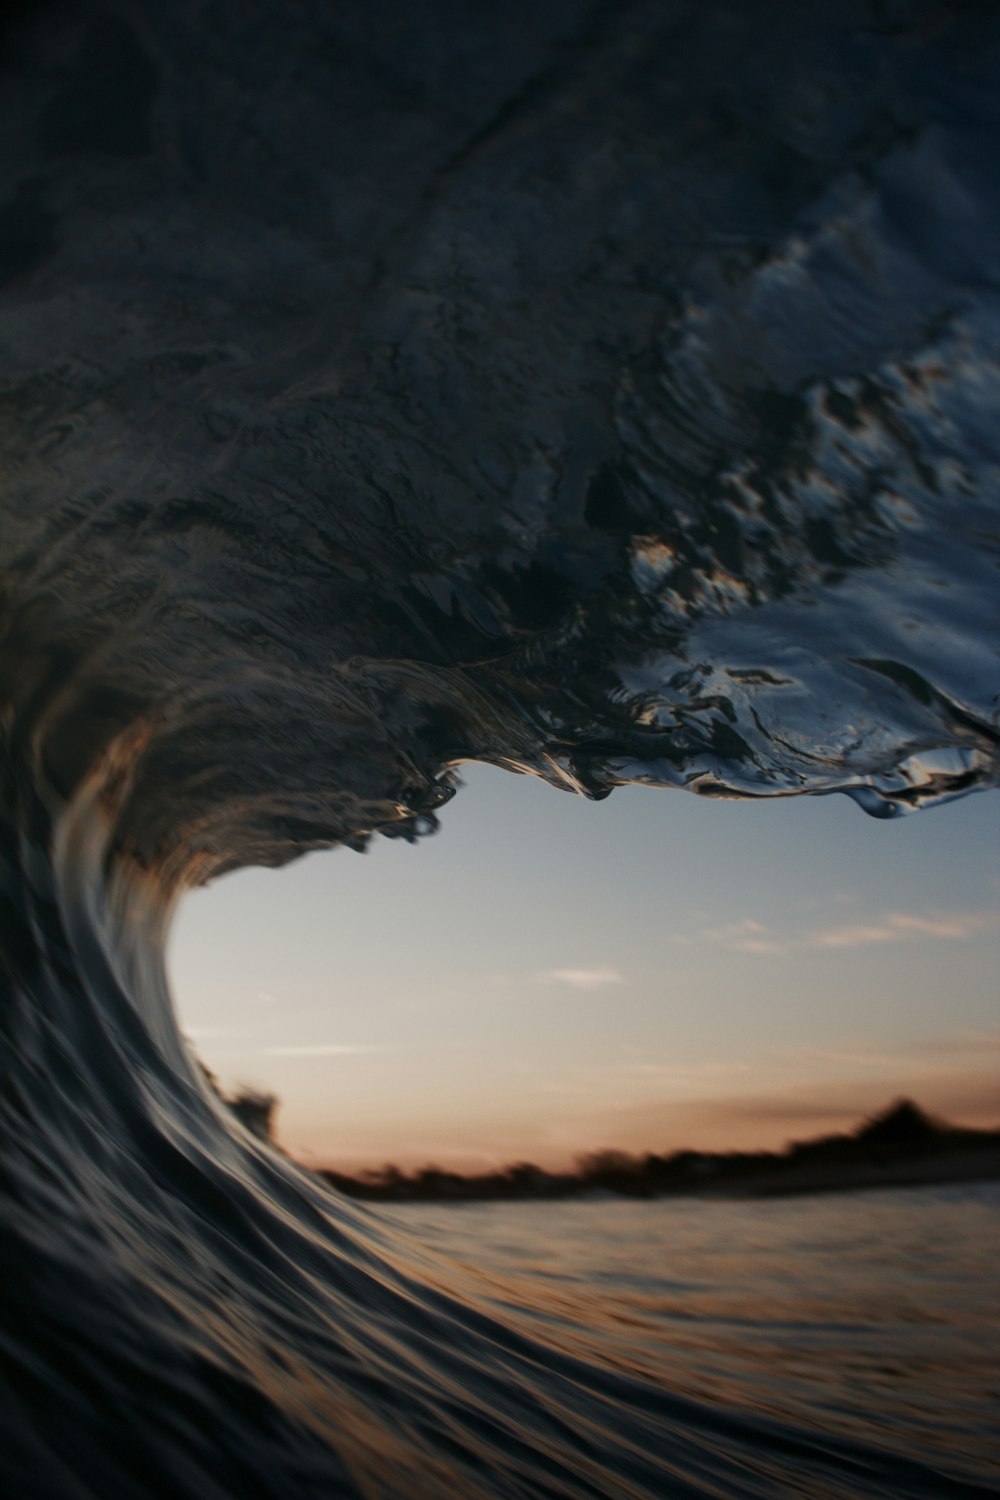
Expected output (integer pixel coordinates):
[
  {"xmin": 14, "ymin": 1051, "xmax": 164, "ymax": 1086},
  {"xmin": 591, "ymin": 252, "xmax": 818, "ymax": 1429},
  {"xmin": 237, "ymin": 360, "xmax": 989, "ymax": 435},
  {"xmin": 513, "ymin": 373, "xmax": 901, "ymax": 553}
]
[{"xmin": 2, "ymin": 2, "xmax": 999, "ymax": 1495}]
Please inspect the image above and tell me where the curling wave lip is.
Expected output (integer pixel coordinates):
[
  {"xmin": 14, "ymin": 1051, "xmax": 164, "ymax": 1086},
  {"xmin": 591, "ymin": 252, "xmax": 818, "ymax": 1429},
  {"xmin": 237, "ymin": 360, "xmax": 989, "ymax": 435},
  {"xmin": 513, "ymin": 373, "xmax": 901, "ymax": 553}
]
[{"xmin": 1, "ymin": 0, "xmax": 999, "ymax": 1494}]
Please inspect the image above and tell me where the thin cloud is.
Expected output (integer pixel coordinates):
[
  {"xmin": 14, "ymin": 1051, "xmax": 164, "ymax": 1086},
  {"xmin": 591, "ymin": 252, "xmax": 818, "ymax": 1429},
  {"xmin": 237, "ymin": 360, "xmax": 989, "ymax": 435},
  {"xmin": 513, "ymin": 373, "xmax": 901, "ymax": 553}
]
[
  {"xmin": 809, "ymin": 910, "xmax": 998, "ymax": 949},
  {"xmin": 706, "ymin": 922, "xmax": 789, "ymax": 956},
  {"xmin": 670, "ymin": 918, "xmax": 768, "ymax": 949},
  {"xmin": 703, "ymin": 919, "xmax": 767, "ymax": 942},
  {"xmin": 542, "ymin": 966, "xmax": 624, "ymax": 989},
  {"xmin": 613, "ymin": 1031, "xmax": 1000, "ymax": 1087},
  {"xmin": 724, "ymin": 1099, "xmax": 867, "ymax": 1125},
  {"xmin": 729, "ymin": 937, "xmax": 787, "ymax": 956},
  {"xmin": 622, "ymin": 1059, "xmax": 756, "ymax": 1082},
  {"xmin": 902, "ymin": 1027, "xmax": 1000, "ymax": 1056},
  {"xmin": 260, "ymin": 1044, "xmax": 379, "ymax": 1057},
  {"xmin": 668, "ymin": 908, "xmax": 998, "ymax": 957}
]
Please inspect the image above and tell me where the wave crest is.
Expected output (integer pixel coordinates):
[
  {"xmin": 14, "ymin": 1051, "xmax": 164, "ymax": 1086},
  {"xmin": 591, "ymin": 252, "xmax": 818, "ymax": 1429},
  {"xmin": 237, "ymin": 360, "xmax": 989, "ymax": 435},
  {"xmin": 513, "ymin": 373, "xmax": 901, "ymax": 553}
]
[{"xmin": 2, "ymin": 2, "xmax": 999, "ymax": 1494}]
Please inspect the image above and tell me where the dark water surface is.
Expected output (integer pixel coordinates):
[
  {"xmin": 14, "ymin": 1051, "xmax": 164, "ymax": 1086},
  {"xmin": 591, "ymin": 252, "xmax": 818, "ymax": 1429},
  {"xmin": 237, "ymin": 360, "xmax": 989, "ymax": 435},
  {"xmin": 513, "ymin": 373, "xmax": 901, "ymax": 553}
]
[
  {"xmin": 381, "ymin": 1187, "xmax": 1000, "ymax": 1489},
  {"xmin": 2, "ymin": 2, "xmax": 1000, "ymax": 1495}
]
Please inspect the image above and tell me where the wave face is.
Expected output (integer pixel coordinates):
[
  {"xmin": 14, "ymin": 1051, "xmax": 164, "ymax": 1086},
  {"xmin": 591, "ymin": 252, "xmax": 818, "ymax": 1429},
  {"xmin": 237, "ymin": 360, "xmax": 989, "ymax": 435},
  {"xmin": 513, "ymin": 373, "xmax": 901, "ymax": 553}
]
[{"xmin": 1, "ymin": 2, "xmax": 999, "ymax": 1494}]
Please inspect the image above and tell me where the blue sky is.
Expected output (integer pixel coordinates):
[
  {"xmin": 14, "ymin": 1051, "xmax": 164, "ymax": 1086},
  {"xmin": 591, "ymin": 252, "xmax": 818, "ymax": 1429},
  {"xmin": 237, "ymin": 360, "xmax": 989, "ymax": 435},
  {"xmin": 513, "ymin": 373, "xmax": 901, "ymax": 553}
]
[{"xmin": 169, "ymin": 764, "xmax": 1000, "ymax": 1171}]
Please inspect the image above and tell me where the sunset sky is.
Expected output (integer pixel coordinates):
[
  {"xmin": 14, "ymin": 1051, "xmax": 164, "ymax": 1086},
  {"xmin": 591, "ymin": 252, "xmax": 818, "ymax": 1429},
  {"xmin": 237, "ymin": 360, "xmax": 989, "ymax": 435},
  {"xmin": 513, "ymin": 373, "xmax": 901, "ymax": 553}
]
[{"xmin": 169, "ymin": 765, "xmax": 1000, "ymax": 1173}]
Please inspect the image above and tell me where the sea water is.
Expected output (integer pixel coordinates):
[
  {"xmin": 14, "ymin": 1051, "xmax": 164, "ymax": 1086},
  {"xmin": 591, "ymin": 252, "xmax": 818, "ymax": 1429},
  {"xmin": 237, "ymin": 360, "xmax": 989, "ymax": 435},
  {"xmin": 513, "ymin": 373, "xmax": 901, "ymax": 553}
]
[
  {"xmin": 3, "ymin": 2, "xmax": 1000, "ymax": 1495},
  {"xmin": 379, "ymin": 1186, "xmax": 1000, "ymax": 1488}
]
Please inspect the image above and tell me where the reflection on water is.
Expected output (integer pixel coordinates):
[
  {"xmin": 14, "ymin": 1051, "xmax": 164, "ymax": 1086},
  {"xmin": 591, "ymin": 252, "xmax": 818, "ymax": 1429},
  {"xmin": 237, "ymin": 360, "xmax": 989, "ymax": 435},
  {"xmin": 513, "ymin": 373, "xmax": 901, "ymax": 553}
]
[
  {"xmin": 4, "ymin": 1, "xmax": 1000, "ymax": 1493},
  {"xmin": 383, "ymin": 1184, "xmax": 1000, "ymax": 1482}
]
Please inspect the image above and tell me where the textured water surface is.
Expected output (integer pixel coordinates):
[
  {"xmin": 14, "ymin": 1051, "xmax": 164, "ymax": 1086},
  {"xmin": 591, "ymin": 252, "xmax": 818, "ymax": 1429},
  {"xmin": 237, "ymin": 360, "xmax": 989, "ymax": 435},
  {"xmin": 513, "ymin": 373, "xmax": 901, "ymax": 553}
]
[
  {"xmin": 2, "ymin": 2, "xmax": 999, "ymax": 1495},
  {"xmin": 383, "ymin": 1188, "xmax": 1000, "ymax": 1486}
]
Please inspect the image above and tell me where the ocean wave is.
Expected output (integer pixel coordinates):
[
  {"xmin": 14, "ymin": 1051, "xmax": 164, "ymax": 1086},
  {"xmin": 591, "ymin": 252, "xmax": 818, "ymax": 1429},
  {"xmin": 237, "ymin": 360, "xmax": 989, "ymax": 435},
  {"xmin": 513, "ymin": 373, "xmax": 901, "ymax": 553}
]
[{"xmin": 2, "ymin": 2, "xmax": 998, "ymax": 1494}]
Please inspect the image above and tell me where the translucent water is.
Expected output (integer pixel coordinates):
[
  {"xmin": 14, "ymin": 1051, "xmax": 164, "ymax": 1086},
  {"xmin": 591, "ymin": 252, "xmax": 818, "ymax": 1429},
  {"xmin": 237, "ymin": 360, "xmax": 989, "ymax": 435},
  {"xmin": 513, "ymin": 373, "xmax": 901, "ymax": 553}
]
[{"xmin": 2, "ymin": 2, "xmax": 999, "ymax": 1494}]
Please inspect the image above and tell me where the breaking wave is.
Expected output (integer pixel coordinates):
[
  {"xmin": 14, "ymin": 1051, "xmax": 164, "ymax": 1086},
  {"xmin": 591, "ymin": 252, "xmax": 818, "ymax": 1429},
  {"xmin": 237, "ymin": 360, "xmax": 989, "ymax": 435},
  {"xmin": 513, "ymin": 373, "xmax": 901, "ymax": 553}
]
[{"xmin": 1, "ymin": 2, "xmax": 998, "ymax": 1494}]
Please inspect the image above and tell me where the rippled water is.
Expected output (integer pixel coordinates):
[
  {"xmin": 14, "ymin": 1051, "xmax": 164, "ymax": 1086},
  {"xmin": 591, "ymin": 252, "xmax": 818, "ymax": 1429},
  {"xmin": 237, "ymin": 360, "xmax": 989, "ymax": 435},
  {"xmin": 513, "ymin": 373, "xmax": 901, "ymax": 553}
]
[
  {"xmin": 3, "ymin": 2, "xmax": 1000, "ymax": 1495},
  {"xmin": 382, "ymin": 1187, "xmax": 1000, "ymax": 1488}
]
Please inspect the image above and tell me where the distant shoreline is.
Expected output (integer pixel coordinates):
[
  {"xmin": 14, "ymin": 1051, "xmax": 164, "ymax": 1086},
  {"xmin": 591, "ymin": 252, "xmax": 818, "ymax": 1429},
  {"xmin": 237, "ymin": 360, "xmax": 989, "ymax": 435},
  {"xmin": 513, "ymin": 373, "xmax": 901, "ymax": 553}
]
[
  {"xmin": 313, "ymin": 1099, "xmax": 1000, "ymax": 1205},
  {"xmin": 703, "ymin": 1146, "xmax": 1000, "ymax": 1201}
]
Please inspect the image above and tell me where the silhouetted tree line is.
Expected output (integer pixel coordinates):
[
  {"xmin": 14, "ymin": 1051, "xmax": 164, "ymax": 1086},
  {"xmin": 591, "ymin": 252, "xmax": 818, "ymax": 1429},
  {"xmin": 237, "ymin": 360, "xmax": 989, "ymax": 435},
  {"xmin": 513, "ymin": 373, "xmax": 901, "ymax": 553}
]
[
  {"xmin": 315, "ymin": 1100, "xmax": 1000, "ymax": 1203},
  {"xmin": 199, "ymin": 1064, "xmax": 279, "ymax": 1144},
  {"xmin": 191, "ymin": 1070, "xmax": 999, "ymax": 1201}
]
